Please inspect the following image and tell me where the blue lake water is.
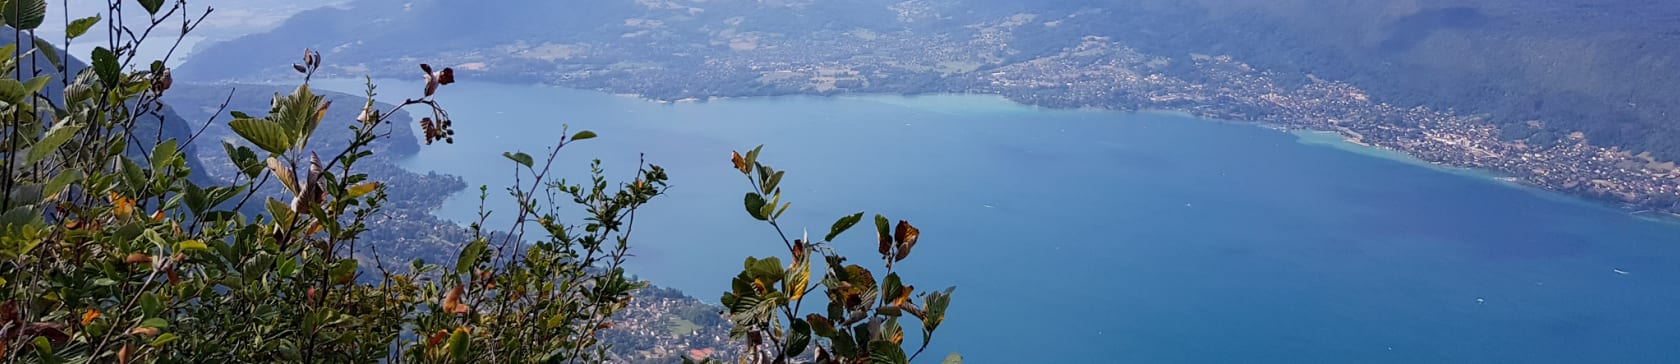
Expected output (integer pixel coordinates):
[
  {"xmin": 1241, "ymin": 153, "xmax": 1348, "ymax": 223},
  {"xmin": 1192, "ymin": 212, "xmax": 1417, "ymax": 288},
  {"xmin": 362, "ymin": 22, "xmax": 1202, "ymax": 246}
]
[{"xmin": 316, "ymin": 79, "xmax": 1680, "ymax": 363}]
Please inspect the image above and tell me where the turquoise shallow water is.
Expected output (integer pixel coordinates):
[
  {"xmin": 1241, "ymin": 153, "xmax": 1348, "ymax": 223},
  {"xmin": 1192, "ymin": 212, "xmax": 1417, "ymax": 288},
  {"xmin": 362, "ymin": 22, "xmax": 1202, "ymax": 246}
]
[{"xmin": 316, "ymin": 79, "xmax": 1680, "ymax": 363}]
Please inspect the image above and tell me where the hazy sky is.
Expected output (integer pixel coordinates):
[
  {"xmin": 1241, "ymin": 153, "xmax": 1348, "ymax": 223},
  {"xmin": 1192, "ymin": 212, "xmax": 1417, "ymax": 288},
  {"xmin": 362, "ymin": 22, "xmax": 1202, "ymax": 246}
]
[{"xmin": 31, "ymin": 0, "xmax": 347, "ymax": 65}]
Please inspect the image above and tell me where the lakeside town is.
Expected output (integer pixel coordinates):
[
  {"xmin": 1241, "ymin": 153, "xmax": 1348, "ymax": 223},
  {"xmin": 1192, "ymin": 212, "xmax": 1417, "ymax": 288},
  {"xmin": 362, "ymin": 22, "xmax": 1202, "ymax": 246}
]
[
  {"xmin": 407, "ymin": 15, "xmax": 1680, "ymax": 215},
  {"xmin": 970, "ymin": 35, "xmax": 1680, "ymax": 213}
]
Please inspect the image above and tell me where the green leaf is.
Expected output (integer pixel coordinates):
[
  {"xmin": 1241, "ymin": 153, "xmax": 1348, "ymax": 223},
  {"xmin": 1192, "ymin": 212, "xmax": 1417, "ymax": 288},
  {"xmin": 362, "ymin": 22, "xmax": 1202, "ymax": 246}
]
[
  {"xmin": 826, "ymin": 212, "xmax": 865, "ymax": 242},
  {"xmin": 223, "ymin": 142, "xmax": 261, "ymax": 178},
  {"xmin": 32, "ymin": 37, "xmax": 59, "ymax": 69},
  {"xmin": 140, "ymin": 317, "xmax": 168, "ymax": 329},
  {"xmin": 150, "ymin": 332, "xmax": 179, "ymax": 347},
  {"xmin": 276, "ymin": 256, "xmax": 297, "ymax": 277},
  {"xmin": 228, "ymin": 118, "xmax": 293, "ymax": 155},
  {"xmin": 0, "ymin": 79, "xmax": 25, "ymax": 104},
  {"xmin": 744, "ymin": 145, "xmax": 763, "ymax": 169},
  {"xmin": 785, "ymin": 319, "xmax": 812, "ymax": 357},
  {"xmin": 570, "ymin": 130, "xmax": 597, "ymax": 141},
  {"xmin": 455, "ymin": 239, "xmax": 487, "ymax": 275},
  {"xmin": 447, "ymin": 328, "xmax": 470, "ymax": 360},
  {"xmin": 182, "ymin": 181, "xmax": 207, "ymax": 215},
  {"xmin": 330, "ymin": 259, "xmax": 358, "ymax": 284},
  {"xmin": 875, "ymin": 214, "xmax": 892, "ymax": 256},
  {"xmin": 744, "ymin": 193, "xmax": 768, "ymax": 221},
  {"xmin": 27, "ymin": 123, "xmax": 83, "ymax": 164},
  {"xmin": 150, "ymin": 138, "xmax": 178, "ymax": 168},
  {"xmin": 66, "ymin": 15, "xmax": 99, "ymax": 39},
  {"xmin": 91, "ymin": 47, "xmax": 118, "ymax": 87},
  {"xmin": 21, "ymin": 75, "xmax": 48, "ymax": 93},
  {"xmin": 868, "ymin": 341, "xmax": 909, "ymax": 364},
  {"xmin": 139, "ymin": 293, "xmax": 163, "ymax": 318},
  {"xmin": 502, "ymin": 151, "xmax": 534, "ymax": 169},
  {"xmin": 941, "ymin": 353, "xmax": 963, "ymax": 364},
  {"xmin": 2, "ymin": 0, "xmax": 47, "ymax": 30},
  {"xmin": 137, "ymin": 0, "xmax": 164, "ymax": 15},
  {"xmin": 760, "ymin": 192, "xmax": 779, "ymax": 221},
  {"xmin": 746, "ymin": 256, "xmax": 783, "ymax": 285}
]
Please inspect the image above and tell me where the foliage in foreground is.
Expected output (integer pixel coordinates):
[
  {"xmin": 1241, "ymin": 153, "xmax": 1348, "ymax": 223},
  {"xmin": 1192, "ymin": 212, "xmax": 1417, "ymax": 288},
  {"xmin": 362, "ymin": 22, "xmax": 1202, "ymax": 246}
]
[
  {"xmin": 0, "ymin": 0, "xmax": 956, "ymax": 363},
  {"xmin": 686, "ymin": 148, "xmax": 959, "ymax": 364}
]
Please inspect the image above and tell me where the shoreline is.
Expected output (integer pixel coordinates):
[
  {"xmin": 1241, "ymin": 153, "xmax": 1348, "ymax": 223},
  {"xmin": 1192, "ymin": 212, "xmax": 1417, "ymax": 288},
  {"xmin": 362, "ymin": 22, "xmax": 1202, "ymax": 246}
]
[{"xmin": 290, "ymin": 77, "xmax": 1679, "ymax": 224}]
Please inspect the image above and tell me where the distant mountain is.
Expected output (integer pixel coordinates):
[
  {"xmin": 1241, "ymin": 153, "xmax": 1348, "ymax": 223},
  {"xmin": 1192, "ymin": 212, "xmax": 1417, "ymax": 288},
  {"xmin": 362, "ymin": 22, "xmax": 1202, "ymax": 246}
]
[
  {"xmin": 4, "ymin": 29, "xmax": 208, "ymax": 182},
  {"xmin": 181, "ymin": 0, "xmax": 1680, "ymax": 162}
]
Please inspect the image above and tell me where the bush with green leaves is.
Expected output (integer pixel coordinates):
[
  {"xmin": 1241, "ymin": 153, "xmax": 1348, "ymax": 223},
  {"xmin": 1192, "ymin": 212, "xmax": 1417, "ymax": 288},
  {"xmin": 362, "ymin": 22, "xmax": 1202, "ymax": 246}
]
[
  {"xmin": 0, "ymin": 1, "xmax": 669, "ymax": 362},
  {"xmin": 691, "ymin": 147, "xmax": 959, "ymax": 364}
]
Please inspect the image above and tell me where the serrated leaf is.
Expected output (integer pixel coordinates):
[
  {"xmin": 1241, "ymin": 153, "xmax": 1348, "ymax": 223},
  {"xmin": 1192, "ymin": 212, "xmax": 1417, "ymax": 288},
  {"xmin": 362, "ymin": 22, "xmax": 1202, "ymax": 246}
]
[
  {"xmin": 502, "ymin": 151, "xmax": 533, "ymax": 169},
  {"xmin": 786, "ymin": 319, "xmax": 812, "ymax": 357},
  {"xmin": 21, "ymin": 75, "xmax": 49, "ymax": 93},
  {"xmin": 27, "ymin": 123, "xmax": 82, "ymax": 163},
  {"xmin": 785, "ymin": 251, "xmax": 811, "ymax": 300},
  {"xmin": 230, "ymin": 118, "xmax": 293, "ymax": 155},
  {"xmin": 41, "ymin": 169, "xmax": 79, "ymax": 202},
  {"xmin": 868, "ymin": 341, "xmax": 909, "ymax": 364},
  {"xmin": 92, "ymin": 47, "xmax": 118, "ymax": 87},
  {"xmin": 2, "ymin": 0, "xmax": 47, "ymax": 30},
  {"xmin": 66, "ymin": 15, "xmax": 99, "ymax": 38},
  {"xmin": 570, "ymin": 130, "xmax": 597, "ymax": 141},
  {"xmin": 826, "ymin": 212, "xmax": 864, "ymax": 242},
  {"xmin": 266, "ymin": 157, "xmax": 297, "ymax": 195},
  {"xmin": 150, "ymin": 138, "xmax": 178, "ymax": 168},
  {"xmin": 31, "ymin": 38, "xmax": 59, "ymax": 69},
  {"xmin": 0, "ymin": 79, "xmax": 24, "ymax": 104}
]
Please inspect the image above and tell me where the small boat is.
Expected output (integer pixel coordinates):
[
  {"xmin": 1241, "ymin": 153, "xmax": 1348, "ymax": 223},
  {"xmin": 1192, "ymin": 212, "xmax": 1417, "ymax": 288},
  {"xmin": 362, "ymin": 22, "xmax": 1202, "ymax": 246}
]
[{"xmin": 1613, "ymin": 269, "xmax": 1631, "ymax": 275}]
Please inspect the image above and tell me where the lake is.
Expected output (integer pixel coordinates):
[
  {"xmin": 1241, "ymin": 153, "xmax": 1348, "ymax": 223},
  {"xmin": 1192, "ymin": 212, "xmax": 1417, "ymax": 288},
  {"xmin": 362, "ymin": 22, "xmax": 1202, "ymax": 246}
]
[{"xmin": 315, "ymin": 79, "xmax": 1680, "ymax": 363}]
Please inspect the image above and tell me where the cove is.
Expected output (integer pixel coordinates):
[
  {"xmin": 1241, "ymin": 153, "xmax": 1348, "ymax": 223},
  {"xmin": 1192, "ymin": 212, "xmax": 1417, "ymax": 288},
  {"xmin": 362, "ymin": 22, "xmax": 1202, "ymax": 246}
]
[{"xmin": 314, "ymin": 79, "xmax": 1680, "ymax": 363}]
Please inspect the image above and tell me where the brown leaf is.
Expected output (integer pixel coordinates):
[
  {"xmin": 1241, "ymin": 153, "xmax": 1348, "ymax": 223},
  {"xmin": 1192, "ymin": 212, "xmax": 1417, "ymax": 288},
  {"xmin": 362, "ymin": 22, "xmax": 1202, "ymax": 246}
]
[
  {"xmin": 730, "ymin": 151, "xmax": 748, "ymax": 174},
  {"xmin": 877, "ymin": 228, "xmax": 893, "ymax": 258},
  {"xmin": 438, "ymin": 67, "xmax": 455, "ymax": 85},
  {"xmin": 893, "ymin": 220, "xmax": 919, "ymax": 262},
  {"xmin": 427, "ymin": 330, "xmax": 448, "ymax": 346},
  {"xmin": 442, "ymin": 284, "xmax": 465, "ymax": 314},
  {"xmin": 892, "ymin": 285, "xmax": 914, "ymax": 307},
  {"xmin": 118, "ymin": 344, "xmax": 132, "ymax": 364},
  {"xmin": 126, "ymin": 326, "xmax": 159, "ymax": 337},
  {"xmin": 124, "ymin": 253, "xmax": 152, "ymax": 265}
]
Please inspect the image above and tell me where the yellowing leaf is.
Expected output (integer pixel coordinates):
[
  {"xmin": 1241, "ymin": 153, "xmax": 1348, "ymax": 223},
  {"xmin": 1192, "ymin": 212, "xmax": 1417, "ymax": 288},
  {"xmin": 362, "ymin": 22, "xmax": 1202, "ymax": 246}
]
[
  {"xmin": 176, "ymin": 240, "xmax": 207, "ymax": 252},
  {"xmin": 346, "ymin": 182, "xmax": 380, "ymax": 199},
  {"xmin": 109, "ymin": 192, "xmax": 135, "ymax": 219}
]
